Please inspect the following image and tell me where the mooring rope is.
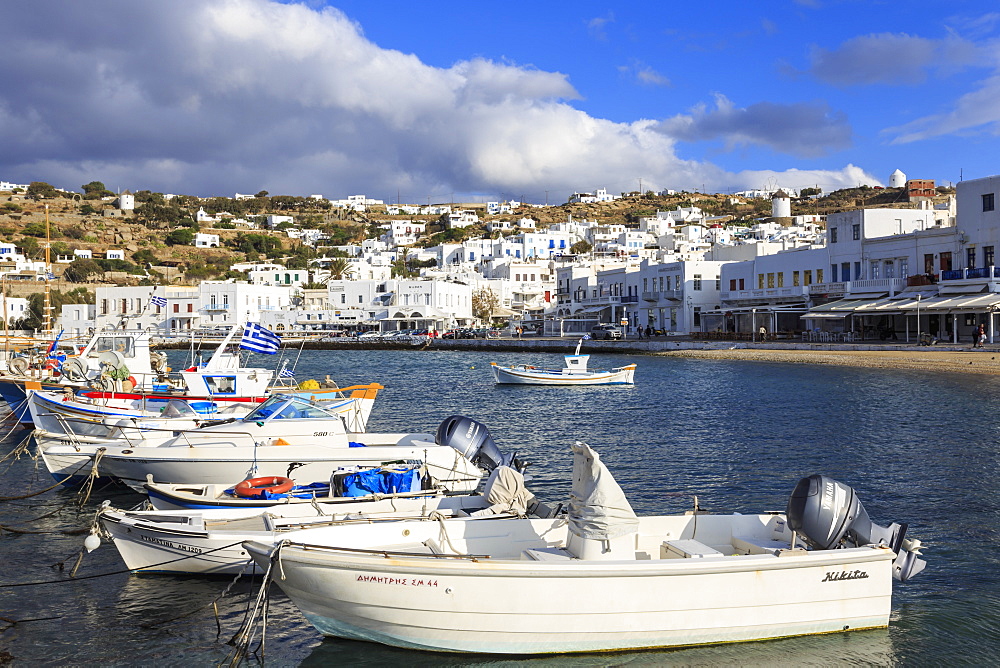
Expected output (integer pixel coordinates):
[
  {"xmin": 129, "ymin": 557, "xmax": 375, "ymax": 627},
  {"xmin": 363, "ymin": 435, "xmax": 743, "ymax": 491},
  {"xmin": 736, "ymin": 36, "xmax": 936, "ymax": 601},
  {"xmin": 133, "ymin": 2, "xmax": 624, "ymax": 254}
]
[{"xmin": 0, "ymin": 540, "xmax": 247, "ymax": 587}]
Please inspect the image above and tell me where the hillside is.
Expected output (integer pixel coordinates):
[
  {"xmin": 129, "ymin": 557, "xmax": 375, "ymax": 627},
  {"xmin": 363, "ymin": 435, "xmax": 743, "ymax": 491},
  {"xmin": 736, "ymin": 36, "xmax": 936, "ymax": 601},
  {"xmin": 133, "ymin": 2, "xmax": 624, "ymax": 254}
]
[{"xmin": 0, "ymin": 183, "xmax": 955, "ymax": 292}]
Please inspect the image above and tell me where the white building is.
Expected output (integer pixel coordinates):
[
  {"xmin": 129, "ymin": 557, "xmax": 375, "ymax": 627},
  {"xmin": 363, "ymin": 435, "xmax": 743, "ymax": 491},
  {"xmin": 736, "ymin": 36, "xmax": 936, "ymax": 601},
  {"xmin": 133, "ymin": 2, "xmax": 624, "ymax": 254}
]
[{"xmin": 194, "ymin": 233, "xmax": 220, "ymax": 248}]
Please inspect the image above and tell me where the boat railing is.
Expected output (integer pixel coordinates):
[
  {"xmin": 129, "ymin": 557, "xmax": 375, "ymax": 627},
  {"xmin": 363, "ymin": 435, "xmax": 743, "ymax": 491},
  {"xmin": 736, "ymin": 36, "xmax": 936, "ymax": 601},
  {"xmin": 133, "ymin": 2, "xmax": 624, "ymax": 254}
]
[
  {"xmin": 38, "ymin": 413, "xmax": 264, "ymax": 449},
  {"xmin": 283, "ymin": 540, "xmax": 496, "ymax": 561}
]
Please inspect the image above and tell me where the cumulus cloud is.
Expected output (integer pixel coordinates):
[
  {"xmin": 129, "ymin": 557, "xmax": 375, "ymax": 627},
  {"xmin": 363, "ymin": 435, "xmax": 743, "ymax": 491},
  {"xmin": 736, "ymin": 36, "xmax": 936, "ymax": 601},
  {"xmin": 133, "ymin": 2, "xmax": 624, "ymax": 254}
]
[
  {"xmin": 808, "ymin": 32, "xmax": 979, "ymax": 86},
  {"xmin": 656, "ymin": 94, "xmax": 852, "ymax": 158},
  {"xmin": 0, "ymin": 0, "xmax": 867, "ymax": 200},
  {"xmin": 884, "ymin": 73, "xmax": 1000, "ymax": 144}
]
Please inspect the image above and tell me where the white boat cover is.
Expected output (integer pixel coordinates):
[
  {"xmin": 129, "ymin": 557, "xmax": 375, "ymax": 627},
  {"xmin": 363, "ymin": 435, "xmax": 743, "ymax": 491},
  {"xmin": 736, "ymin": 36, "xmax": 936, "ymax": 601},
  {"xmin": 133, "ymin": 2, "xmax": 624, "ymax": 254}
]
[
  {"xmin": 567, "ymin": 441, "xmax": 638, "ymax": 540},
  {"xmin": 469, "ymin": 466, "xmax": 535, "ymax": 517}
]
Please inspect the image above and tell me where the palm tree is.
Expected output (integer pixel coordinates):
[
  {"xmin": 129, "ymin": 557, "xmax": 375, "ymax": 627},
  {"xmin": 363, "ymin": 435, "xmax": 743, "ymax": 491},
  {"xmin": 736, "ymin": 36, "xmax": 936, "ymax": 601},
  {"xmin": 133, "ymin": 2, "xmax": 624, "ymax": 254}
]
[{"xmin": 327, "ymin": 257, "xmax": 354, "ymax": 280}]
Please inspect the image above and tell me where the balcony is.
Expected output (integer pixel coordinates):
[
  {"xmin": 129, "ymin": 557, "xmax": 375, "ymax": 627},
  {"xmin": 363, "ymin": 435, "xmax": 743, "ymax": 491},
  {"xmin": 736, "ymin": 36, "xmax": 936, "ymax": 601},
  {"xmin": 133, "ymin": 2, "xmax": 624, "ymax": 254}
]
[
  {"xmin": 579, "ymin": 296, "xmax": 621, "ymax": 306},
  {"xmin": 941, "ymin": 266, "xmax": 1000, "ymax": 281},
  {"xmin": 807, "ymin": 279, "xmax": 904, "ymax": 297},
  {"xmin": 201, "ymin": 303, "xmax": 230, "ymax": 311},
  {"xmin": 621, "ymin": 295, "xmax": 639, "ymax": 304}
]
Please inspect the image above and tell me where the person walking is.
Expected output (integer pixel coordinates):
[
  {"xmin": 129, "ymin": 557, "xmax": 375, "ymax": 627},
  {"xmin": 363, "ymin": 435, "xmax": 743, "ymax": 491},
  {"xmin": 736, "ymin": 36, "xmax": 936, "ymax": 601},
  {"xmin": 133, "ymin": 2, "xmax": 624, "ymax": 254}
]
[{"xmin": 976, "ymin": 324, "xmax": 986, "ymax": 348}]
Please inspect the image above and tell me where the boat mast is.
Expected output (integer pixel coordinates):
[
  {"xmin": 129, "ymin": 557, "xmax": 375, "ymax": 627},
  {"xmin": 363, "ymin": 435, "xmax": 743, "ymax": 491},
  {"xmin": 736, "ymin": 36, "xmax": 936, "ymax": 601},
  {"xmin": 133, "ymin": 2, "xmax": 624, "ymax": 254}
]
[
  {"xmin": 2, "ymin": 274, "xmax": 8, "ymax": 360},
  {"xmin": 43, "ymin": 204, "xmax": 52, "ymax": 337}
]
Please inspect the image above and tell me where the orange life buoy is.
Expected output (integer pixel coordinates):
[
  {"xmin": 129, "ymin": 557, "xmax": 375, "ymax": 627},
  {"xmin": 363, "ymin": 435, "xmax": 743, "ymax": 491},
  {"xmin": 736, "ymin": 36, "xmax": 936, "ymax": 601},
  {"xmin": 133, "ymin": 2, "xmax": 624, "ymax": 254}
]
[
  {"xmin": 127, "ymin": 375, "xmax": 137, "ymax": 387},
  {"xmin": 233, "ymin": 476, "xmax": 294, "ymax": 498}
]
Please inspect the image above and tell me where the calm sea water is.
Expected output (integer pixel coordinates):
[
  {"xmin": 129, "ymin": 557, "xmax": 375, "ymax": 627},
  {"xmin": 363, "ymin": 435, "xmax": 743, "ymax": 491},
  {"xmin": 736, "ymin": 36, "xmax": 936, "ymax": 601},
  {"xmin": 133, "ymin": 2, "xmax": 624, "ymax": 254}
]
[{"xmin": 1, "ymin": 347, "xmax": 998, "ymax": 666}]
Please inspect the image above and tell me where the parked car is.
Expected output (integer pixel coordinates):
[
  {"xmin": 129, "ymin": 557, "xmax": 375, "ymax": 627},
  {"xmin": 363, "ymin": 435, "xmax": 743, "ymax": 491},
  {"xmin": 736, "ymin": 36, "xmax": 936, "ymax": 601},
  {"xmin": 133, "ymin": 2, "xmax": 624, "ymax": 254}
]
[{"xmin": 591, "ymin": 323, "xmax": 623, "ymax": 340}]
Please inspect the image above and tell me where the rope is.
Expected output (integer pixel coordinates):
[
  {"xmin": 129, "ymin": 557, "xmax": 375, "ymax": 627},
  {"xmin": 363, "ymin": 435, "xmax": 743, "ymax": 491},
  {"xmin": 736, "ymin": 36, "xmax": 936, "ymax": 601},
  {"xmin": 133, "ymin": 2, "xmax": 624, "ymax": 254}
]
[
  {"xmin": 75, "ymin": 447, "xmax": 107, "ymax": 507},
  {"xmin": 0, "ymin": 540, "xmax": 248, "ymax": 588},
  {"xmin": 0, "ymin": 457, "xmax": 97, "ymax": 501},
  {"xmin": 1, "ymin": 434, "xmax": 34, "ymax": 470},
  {"xmin": 140, "ymin": 559, "xmax": 253, "ymax": 629},
  {"xmin": 224, "ymin": 542, "xmax": 284, "ymax": 666}
]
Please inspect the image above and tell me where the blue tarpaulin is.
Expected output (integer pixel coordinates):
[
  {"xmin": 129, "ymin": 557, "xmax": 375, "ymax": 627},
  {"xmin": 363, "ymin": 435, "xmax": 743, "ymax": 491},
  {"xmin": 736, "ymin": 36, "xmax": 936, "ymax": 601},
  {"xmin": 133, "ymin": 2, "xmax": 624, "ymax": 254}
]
[{"xmin": 343, "ymin": 468, "xmax": 419, "ymax": 496}]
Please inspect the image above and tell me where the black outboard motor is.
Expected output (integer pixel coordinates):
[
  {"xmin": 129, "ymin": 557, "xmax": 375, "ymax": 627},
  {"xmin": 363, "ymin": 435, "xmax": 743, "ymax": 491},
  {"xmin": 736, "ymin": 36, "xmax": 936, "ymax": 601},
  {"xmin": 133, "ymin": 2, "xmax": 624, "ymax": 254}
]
[
  {"xmin": 435, "ymin": 416, "xmax": 524, "ymax": 473},
  {"xmin": 786, "ymin": 474, "xmax": 926, "ymax": 581}
]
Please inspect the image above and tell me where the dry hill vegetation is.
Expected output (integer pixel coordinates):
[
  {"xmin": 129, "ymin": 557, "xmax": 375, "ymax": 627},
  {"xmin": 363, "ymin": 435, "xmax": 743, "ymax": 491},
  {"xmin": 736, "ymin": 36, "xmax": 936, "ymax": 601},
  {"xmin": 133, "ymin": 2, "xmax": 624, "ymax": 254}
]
[{"xmin": 0, "ymin": 181, "xmax": 956, "ymax": 296}]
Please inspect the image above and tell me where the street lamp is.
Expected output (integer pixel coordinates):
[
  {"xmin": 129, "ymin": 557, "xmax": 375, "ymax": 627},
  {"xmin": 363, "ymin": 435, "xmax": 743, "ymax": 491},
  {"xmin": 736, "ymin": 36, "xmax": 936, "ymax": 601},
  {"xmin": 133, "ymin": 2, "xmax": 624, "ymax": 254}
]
[
  {"xmin": 752, "ymin": 308, "xmax": 757, "ymax": 342},
  {"xmin": 916, "ymin": 294, "xmax": 921, "ymax": 342}
]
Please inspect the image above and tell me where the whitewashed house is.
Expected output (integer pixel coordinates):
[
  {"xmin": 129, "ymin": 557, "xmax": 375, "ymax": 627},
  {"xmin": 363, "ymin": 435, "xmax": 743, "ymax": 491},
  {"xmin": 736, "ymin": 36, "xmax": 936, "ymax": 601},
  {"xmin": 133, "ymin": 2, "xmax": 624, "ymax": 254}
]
[{"xmin": 194, "ymin": 233, "xmax": 220, "ymax": 248}]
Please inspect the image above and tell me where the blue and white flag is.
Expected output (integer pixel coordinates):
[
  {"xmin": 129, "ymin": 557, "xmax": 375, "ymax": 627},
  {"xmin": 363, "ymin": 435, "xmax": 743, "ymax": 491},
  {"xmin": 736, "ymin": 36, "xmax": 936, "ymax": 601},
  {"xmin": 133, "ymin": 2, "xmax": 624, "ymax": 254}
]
[
  {"xmin": 46, "ymin": 272, "xmax": 55, "ymax": 280},
  {"xmin": 240, "ymin": 322, "xmax": 281, "ymax": 354},
  {"xmin": 581, "ymin": 334, "xmax": 591, "ymax": 340},
  {"xmin": 280, "ymin": 368, "xmax": 295, "ymax": 378},
  {"xmin": 150, "ymin": 295, "xmax": 167, "ymax": 308}
]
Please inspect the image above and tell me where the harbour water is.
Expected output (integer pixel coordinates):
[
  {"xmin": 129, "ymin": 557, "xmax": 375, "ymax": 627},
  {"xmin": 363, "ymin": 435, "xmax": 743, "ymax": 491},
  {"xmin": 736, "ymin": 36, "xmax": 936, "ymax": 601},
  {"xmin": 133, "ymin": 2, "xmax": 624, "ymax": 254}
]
[{"xmin": 1, "ymin": 348, "xmax": 998, "ymax": 665}]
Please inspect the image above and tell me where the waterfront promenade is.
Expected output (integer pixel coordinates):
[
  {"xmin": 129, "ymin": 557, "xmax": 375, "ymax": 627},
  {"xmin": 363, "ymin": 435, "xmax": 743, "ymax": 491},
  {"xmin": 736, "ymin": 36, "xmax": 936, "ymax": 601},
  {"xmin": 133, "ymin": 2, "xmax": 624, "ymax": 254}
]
[{"xmin": 183, "ymin": 335, "xmax": 1000, "ymax": 376}]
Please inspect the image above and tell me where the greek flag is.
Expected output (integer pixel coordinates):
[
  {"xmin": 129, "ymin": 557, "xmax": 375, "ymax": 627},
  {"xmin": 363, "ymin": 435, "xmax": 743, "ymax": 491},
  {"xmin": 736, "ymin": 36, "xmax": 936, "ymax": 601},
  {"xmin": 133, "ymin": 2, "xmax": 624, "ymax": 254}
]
[
  {"xmin": 150, "ymin": 295, "xmax": 167, "ymax": 308},
  {"xmin": 581, "ymin": 334, "xmax": 591, "ymax": 340},
  {"xmin": 46, "ymin": 272, "xmax": 55, "ymax": 280},
  {"xmin": 240, "ymin": 322, "xmax": 281, "ymax": 354},
  {"xmin": 280, "ymin": 368, "xmax": 295, "ymax": 378}
]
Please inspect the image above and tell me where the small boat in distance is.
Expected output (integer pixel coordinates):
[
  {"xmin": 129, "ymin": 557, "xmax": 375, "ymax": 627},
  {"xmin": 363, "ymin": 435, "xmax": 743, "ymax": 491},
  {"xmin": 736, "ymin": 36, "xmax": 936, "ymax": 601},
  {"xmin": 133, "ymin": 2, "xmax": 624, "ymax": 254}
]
[{"xmin": 491, "ymin": 336, "xmax": 636, "ymax": 385}]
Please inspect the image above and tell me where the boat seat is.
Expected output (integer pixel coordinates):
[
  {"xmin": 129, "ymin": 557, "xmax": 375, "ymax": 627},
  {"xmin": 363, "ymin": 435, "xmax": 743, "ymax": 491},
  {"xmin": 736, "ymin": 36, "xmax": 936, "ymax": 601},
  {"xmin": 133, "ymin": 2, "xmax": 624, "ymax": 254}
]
[
  {"xmin": 730, "ymin": 535, "xmax": 791, "ymax": 556},
  {"xmin": 659, "ymin": 539, "xmax": 723, "ymax": 559},
  {"xmin": 522, "ymin": 547, "xmax": 575, "ymax": 561}
]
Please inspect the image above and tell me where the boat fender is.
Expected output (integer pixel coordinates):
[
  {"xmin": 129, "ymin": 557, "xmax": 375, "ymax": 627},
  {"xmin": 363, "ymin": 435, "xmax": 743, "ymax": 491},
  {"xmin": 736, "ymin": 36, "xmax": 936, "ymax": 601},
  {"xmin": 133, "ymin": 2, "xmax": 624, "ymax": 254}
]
[{"xmin": 233, "ymin": 476, "xmax": 294, "ymax": 498}]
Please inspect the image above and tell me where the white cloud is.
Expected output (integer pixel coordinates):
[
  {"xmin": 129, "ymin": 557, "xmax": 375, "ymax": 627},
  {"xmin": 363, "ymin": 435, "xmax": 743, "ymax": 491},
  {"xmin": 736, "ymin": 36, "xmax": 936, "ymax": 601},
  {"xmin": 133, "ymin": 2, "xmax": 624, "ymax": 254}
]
[{"xmin": 0, "ymin": 0, "xmax": 868, "ymax": 200}]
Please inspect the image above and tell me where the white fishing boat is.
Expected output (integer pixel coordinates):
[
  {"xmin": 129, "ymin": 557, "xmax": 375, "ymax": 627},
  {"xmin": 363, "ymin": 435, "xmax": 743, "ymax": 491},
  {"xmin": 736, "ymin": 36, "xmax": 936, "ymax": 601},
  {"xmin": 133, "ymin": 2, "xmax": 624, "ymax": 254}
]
[
  {"xmin": 244, "ymin": 442, "xmax": 926, "ymax": 655},
  {"xmin": 144, "ymin": 461, "xmax": 430, "ymax": 510},
  {"xmin": 37, "ymin": 412, "xmax": 499, "ymax": 497},
  {"xmin": 98, "ymin": 458, "xmax": 551, "ymax": 575},
  {"xmin": 25, "ymin": 381, "xmax": 381, "ymax": 439},
  {"xmin": 490, "ymin": 337, "xmax": 635, "ymax": 385}
]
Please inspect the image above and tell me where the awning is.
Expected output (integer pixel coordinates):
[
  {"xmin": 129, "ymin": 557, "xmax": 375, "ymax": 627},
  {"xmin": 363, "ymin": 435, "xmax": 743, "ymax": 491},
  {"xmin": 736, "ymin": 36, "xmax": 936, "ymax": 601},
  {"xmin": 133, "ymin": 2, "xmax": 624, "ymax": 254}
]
[
  {"xmin": 574, "ymin": 305, "xmax": 612, "ymax": 315},
  {"xmin": 902, "ymin": 293, "xmax": 1000, "ymax": 314}
]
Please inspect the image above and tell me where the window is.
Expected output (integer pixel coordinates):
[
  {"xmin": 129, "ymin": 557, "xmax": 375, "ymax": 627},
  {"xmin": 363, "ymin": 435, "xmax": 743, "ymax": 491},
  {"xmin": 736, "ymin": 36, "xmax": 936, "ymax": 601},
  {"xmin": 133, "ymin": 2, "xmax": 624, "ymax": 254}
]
[
  {"xmin": 804, "ymin": 270, "xmax": 813, "ymax": 286},
  {"xmin": 793, "ymin": 271, "xmax": 800, "ymax": 287},
  {"xmin": 900, "ymin": 258, "xmax": 908, "ymax": 277},
  {"xmin": 758, "ymin": 274, "xmax": 764, "ymax": 289},
  {"xmin": 777, "ymin": 273, "xmax": 784, "ymax": 288},
  {"xmin": 831, "ymin": 264, "xmax": 838, "ymax": 282},
  {"xmin": 854, "ymin": 261, "xmax": 861, "ymax": 280},
  {"xmin": 852, "ymin": 224, "xmax": 861, "ymax": 240},
  {"xmin": 715, "ymin": 277, "xmax": 721, "ymax": 290},
  {"xmin": 729, "ymin": 279, "xmax": 737, "ymax": 291},
  {"xmin": 693, "ymin": 274, "xmax": 702, "ymax": 290},
  {"xmin": 830, "ymin": 228, "xmax": 838, "ymax": 243},
  {"xmin": 173, "ymin": 303, "xmax": 179, "ymax": 313},
  {"xmin": 984, "ymin": 193, "xmax": 995, "ymax": 212},
  {"xmin": 738, "ymin": 278, "xmax": 745, "ymax": 290},
  {"xmin": 842, "ymin": 263, "xmax": 851, "ymax": 282},
  {"xmin": 986, "ymin": 246, "xmax": 995, "ymax": 267},
  {"xmin": 924, "ymin": 254, "xmax": 934, "ymax": 274},
  {"xmin": 817, "ymin": 269, "xmax": 823, "ymax": 283},
  {"xmin": 767, "ymin": 273, "xmax": 774, "ymax": 288},
  {"xmin": 358, "ymin": 295, "xmax": 363, "ymax": 303},
  {"xmin": 871, "ymin": 262, "xmax": 880, "ymax": 280},
  {"xmin": 187, "ymin": 303, "xmax": 193, "ymax": 312},
  {"xmin": 968, "ymin": 248, "xmax": 977, "ymax": 269}
]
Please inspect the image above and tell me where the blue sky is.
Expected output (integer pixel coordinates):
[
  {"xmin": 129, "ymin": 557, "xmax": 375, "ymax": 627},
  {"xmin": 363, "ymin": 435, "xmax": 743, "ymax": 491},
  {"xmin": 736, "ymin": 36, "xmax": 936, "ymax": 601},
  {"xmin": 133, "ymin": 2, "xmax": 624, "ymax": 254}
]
[{"xmin": 2, "ymin": 1, "xmax": 998, "ymax": 203}]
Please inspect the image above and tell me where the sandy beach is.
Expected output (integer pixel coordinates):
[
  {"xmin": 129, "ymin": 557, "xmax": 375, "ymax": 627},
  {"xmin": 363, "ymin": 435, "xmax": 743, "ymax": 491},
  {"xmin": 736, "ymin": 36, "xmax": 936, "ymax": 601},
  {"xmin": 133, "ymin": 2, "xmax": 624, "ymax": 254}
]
[{"xmin": 658, "ymin": 346, "xmax": 1000, "ymax": 375}]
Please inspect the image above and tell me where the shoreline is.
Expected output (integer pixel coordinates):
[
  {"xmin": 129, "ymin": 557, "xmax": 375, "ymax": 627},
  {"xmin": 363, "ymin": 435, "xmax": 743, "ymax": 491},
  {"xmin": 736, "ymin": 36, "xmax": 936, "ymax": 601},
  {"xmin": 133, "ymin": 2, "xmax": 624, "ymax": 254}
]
[
  {"xmin": 156, "ymin": 336, "xmax": 1000, "ymax": 376},
  {"xmin": 654, "ymin": 347, "xmax": 1000, "ymax": 376}
]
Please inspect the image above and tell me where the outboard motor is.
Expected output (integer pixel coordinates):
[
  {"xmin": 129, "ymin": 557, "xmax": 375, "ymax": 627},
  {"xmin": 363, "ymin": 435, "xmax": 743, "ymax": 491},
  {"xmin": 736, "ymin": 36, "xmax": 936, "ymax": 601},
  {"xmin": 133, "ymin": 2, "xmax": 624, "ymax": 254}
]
[
  {"xmin": 787, "ymin": 474, "xmax": 926, "ymax": 581},
  {"xmin": 435, "ymin": 416, "xmax": 524, "ymax": 473}
]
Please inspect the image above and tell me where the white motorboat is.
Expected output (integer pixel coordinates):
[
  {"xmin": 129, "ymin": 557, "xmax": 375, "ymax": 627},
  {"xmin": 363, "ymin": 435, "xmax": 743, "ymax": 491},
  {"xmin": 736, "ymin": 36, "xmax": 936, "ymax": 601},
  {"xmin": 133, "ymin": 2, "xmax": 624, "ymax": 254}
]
[
  {"xmin": 37, "ymin": 412, "xmax": 501, "ymax": 497},
  {"xmin": 244, "ymin": 442, "xmax": 926, "ymax": 655},
  {"xmin": 26, "ymin": 381, "xmax": 381, "ymax": 439},
  {"xmin": 98, "ymin": 461, "xmax": 550, "ymax": 575},
  {"xmin": 144, "ymin": 462, "xmax": 430, "ymax": 510},
  {"xmin": 490, "ymin": 338, "xmax": 635, "ymax": 385}
]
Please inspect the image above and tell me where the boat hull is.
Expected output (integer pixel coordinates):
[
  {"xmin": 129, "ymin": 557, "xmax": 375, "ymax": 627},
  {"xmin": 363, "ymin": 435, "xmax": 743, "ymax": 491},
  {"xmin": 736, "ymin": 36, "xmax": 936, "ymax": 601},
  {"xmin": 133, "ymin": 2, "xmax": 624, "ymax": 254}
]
[
  {"xmin": 491, "ymin": 363, "xmax": 636, "ymax": 385},
  {"xmin": 99, "ymin": 494, "xmax": 489, "ymax": 575},
  {"xmin": 245, "ymin": 516, "xmax": 895, "ymax": 655}
]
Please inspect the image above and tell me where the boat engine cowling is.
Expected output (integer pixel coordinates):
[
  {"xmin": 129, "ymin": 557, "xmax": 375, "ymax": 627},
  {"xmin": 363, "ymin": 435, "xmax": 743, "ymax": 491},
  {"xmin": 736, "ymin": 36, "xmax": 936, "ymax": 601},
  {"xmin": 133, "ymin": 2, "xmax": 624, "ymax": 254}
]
[
  {"xmin": 435, "ymin": 416, "xmax": 523, "ymax": 473},
  {"xmin": 786, "ymin": 474, "xmax": 926, "ymax": 581}
]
